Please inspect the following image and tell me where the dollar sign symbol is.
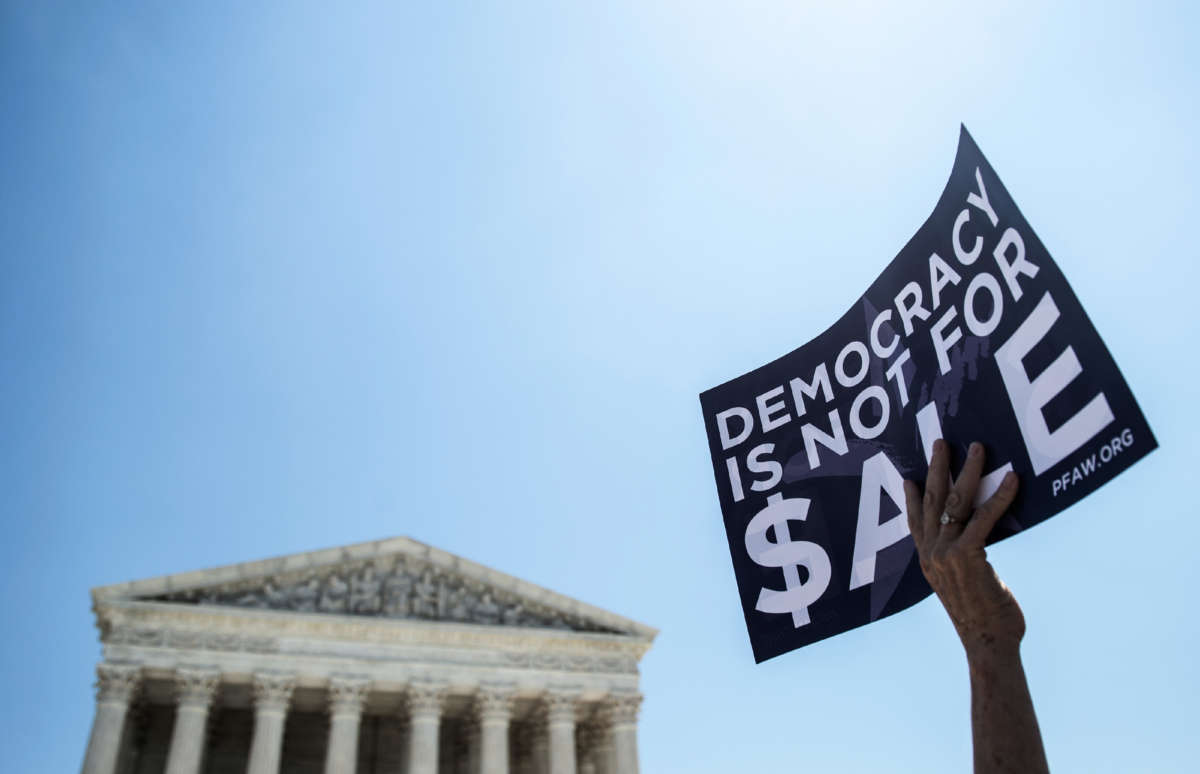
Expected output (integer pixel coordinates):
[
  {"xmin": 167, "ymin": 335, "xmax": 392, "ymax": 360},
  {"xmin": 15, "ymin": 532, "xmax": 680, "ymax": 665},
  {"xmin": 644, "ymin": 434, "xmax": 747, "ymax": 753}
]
[{"xmin": 745, "ymin": 492, "xmax": 832, "ymax": 627}]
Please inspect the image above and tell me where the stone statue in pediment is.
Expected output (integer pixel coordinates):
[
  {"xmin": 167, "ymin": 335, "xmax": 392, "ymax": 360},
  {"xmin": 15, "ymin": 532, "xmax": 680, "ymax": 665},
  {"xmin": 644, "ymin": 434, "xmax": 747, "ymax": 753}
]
[
  {"xmin": 412, "ymin": 569, "xmax": 439, "ymax": 619},
  {"xmin": 263, "ymin": 580, "xmax": 289, "ymax": 609},
  {"xmin": 502, "ymin": 601, "xmax": 525, "ymax": 626},
  {"xmin": 351, "ymin": 564, "xmax": 382, "ymax": 614},
  {"xmin": 319, "ymin": 573, "xmax": 349, "ymax": 613},
  {"xmin": 382, "ymin": 566, "xmax": 413, "ymax": 618},
  {"xmin": 475, "ymin": 592, "xmax": 501, "ymax": 625},
  {"xmin": 291, "ymin": 576, "xmax": 320, "ymax": 612},
  {"xmin": 444, "ymin": 583, "xmax": 470, "ymax": 622},
  {"xmin": 235, "ymin": 588, "xmax": 263, "ymax": 608},
  {"xmin": 141, "ymin": 545, "xmax": 625, "ymax": 635}
]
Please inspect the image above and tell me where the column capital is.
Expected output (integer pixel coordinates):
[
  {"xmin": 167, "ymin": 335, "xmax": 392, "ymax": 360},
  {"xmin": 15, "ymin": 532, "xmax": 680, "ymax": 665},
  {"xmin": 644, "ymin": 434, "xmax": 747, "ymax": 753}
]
[
  {"xmin": 328, "ymin": 675, "xmax": 371, "ymax": 716},
  {"xmin": 174, "ymin": 667, "xmax": 220, "ymax": 709},
  {"xmin": 601, "ymin": 692, "xmax": 642, "ymax": 727},
  {"xmin": 405, "ymin": 682, "xmax": 445, "ymax": 774},
  {"xmin": 95, "ymin": 663, "xmax": 141, "ymax": 704},
  {"xmin": 404, "ymin": 681, "xmax": 447, "ymax": 719},
  {"xmin": 542, "ymin": 688, "xmax": 581, "ymax": 726},
  {"xmin": 251, "ymin": 672, "xmax": 296, "ymax": 712},
  {"xmin": 473, "ymin": 683, "xmax": 516, "ymax": 723}
]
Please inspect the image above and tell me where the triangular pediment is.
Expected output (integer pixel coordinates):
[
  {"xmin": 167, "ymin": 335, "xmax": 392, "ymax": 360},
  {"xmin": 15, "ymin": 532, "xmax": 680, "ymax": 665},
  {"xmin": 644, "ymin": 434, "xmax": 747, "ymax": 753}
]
[{"xmin": 92, "ymin": 537, "xmax": 656, "ymax": 639}]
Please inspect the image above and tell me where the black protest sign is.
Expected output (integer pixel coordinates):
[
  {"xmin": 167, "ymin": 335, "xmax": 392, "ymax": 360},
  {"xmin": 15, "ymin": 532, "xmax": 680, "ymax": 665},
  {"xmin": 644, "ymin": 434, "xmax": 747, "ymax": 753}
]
[{"xmin": 699, "ymin": 127, "xmax": 1156, "ymax": 663}]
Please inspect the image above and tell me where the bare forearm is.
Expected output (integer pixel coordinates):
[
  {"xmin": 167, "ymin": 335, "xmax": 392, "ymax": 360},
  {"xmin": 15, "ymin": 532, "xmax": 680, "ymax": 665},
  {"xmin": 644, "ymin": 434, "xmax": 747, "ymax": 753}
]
[
  {"xmin": 906, "ymin": 445, "xmax": 1049, "ymax": 772},
  {"xmin": 967, "ymin": 644, "xmax": 1049, "ymax": 774}
]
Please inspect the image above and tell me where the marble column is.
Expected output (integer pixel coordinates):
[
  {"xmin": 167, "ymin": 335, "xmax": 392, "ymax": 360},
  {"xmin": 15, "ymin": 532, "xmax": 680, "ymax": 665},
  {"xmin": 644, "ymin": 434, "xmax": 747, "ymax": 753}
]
[
  {"xmin": 544, "ymin": 692, "xmax": 578, "ymax": 774},
  {"xmin": 81, "ymin": 663, "xmax": 141, "ymax": 774},
  {"xmin": 475, "ymin": 685, "xmax": 514, "ymax": 774},
  {"xmin": 324, "ymin": 676, "xmax": 370, "ymax": 774},
  {"xmin": 404, "ymin": 683, "xmax": 446, "ymax": 774},
  {"xmin": 607, "ymin": 695, "xmax": 641, "ymax": 774},
  {"xmin": 164, "ymin": 668, "xmax": 220, "ymax": 774},
  {"xmin": 245, "ymin": 673, "xmax": 295, "ymax": 774}
]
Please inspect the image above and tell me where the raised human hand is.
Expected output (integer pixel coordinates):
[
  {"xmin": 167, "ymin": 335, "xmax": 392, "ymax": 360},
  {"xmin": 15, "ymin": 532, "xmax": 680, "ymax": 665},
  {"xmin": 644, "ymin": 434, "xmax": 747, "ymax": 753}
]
[{"xmin": 904, "ymin": 439, "xmax": 1025, "ymax": 656}]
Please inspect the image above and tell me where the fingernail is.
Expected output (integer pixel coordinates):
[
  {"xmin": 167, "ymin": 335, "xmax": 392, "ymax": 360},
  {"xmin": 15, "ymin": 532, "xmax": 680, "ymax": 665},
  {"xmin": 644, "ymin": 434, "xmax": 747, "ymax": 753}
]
[
  {"xmin": 969, "ymin": 442, "xmax": 982, "ymax": 457},
  {"xmin": 1003, "ymin": 471, "xmax": 1017, "ymax": 488},
  {"xmin": 934, "ymin": 439, "xmax": 945, "ymax": 453}
]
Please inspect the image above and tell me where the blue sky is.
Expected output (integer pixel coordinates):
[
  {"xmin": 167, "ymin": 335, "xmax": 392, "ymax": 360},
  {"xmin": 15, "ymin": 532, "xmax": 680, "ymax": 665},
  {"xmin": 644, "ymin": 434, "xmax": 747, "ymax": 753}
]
[{"xmin": 2, "ymin": 1, "xmax": 1197, "ymax": 771}]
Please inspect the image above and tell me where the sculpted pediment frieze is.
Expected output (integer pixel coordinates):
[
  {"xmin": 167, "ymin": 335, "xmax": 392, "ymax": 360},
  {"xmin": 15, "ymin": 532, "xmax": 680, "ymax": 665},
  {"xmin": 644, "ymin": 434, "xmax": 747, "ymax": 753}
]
[{"xmin": 142, "ymin": 554, "xmax": 623, "ymax": 635}]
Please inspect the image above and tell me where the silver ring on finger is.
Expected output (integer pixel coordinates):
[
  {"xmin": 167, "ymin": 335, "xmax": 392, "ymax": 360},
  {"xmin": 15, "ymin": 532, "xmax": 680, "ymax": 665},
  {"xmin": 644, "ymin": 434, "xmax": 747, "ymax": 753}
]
[{"xmin": 939, "ymin": 511, "xmax": 959, "ymax": 526}]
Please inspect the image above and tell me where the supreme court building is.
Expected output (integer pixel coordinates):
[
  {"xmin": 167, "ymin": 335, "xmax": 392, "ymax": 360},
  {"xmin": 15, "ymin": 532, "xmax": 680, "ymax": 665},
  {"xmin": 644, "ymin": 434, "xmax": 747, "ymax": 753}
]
[{"xmin": 81, "ymin": 537, "xmax": 656, "ymax": 774}]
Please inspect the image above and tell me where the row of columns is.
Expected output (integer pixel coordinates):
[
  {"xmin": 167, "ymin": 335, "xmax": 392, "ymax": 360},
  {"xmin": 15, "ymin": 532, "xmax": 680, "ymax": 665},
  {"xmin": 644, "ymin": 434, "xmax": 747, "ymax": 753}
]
[{"xmin": 80, "ymin": 663, "xmax": 642, "ymax": 774}]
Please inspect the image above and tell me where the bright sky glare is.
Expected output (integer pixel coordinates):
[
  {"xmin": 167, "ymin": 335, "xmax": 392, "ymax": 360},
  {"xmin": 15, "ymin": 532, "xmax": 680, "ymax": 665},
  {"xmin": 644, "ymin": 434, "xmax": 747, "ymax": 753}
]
[{"xmin": 2, "ymin": 2, "xmax": 1197, "ymax": 771}]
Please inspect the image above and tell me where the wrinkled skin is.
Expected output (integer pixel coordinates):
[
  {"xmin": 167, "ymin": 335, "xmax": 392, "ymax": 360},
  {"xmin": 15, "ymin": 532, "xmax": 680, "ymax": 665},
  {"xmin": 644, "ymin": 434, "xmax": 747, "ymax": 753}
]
[
  {"xmin": 905, "ymin": 439, "xmax": 1050, "ymax": 774},
  {"xmin": 903, "ymin": 439, "xmax": 1025, "ymax": 655}
]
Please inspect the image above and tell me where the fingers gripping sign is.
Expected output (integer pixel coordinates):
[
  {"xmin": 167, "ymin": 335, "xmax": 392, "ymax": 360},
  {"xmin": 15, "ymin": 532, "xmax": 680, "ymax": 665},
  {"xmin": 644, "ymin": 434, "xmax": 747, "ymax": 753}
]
[
  {"xmin": 904, "ymin": 440, "xmax": 1050, "ymax": 774},
  {"xmin": 904, "ymin": 439, "xmax": 1026, "ymax": 652},
  {"xmin": 936, "ymin": 439, "xmax": 986, "ymax": 542}
]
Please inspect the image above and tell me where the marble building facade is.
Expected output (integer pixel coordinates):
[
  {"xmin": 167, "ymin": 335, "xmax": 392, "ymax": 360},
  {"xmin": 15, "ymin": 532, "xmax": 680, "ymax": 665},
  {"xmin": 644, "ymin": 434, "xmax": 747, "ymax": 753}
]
[{"xmin": 81, "ymin": 537, "xmax": 656, "ymax": 774}]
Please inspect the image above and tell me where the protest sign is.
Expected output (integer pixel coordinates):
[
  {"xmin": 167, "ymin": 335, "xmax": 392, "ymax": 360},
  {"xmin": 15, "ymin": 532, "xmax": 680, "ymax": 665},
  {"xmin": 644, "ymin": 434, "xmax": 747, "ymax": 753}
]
[{"xmin": 699, "ymin": 127, "xmax": 1156, "ymax": 662}]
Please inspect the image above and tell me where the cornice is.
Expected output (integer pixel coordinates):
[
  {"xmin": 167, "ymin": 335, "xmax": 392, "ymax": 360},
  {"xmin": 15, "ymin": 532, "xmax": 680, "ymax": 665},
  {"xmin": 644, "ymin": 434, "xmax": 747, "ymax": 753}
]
[
  {"xmin": 99, "ymin": 600, "xmax": 650, "ymax": 653},
  {"xmin": 96, "ymin": 599, "xmax": 649, "ymax": 675},
  {"xmin": 90, "ymin": 536, "xmax": 658, "ymax": 641}
]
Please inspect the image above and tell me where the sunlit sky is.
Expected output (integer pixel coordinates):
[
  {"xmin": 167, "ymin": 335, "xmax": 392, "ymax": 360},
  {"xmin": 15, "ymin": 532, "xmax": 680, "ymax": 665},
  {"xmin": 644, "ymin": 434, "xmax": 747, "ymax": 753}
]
[{"xmin": 3, "ymin": 2, "xmax": 1197, "ymax": 771}]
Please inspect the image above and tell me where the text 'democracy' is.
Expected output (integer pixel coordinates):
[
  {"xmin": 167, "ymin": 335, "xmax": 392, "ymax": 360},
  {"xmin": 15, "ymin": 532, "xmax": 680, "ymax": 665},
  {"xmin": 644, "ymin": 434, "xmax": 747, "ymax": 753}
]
[{"xmin": 699, "ymin": 127, "xmax": 1156, "ymax": 663}]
